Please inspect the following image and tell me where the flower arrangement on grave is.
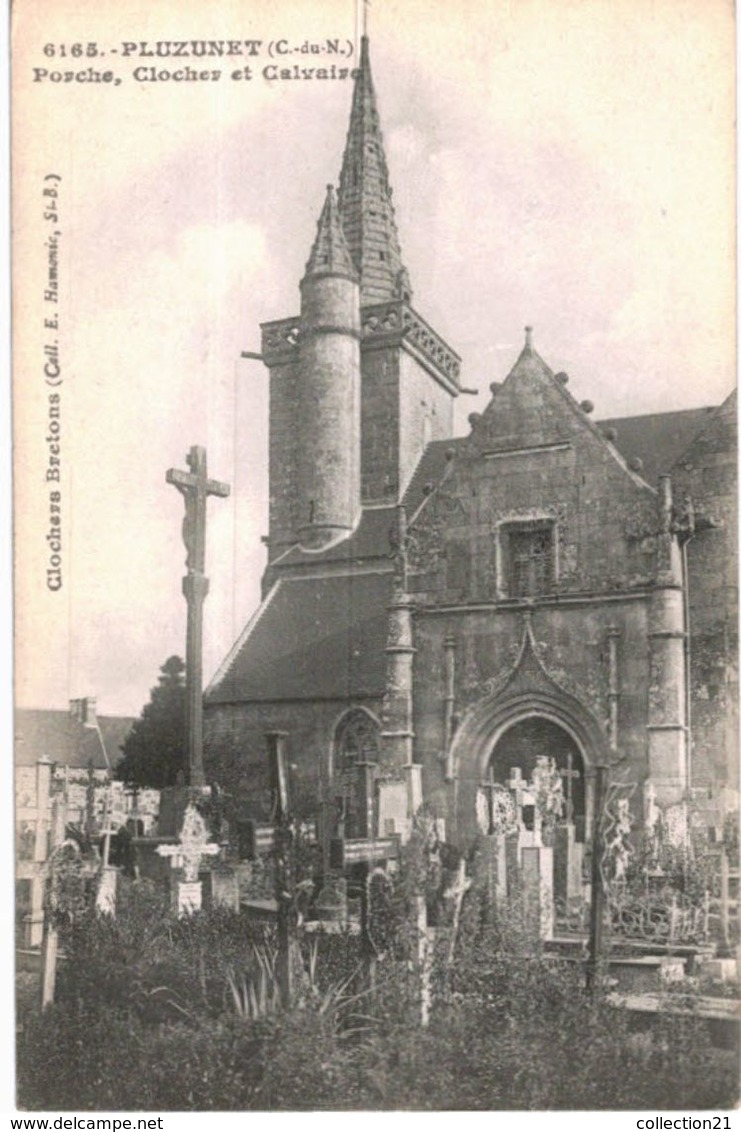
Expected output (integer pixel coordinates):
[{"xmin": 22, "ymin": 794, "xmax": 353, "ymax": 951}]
[
  {"xmin": 44, "ymin": 840, "xmax": 99, "ymax": 929},
  {"xmin": 532, "ymin": 755, "xmax": 564, "ymax": 845}
]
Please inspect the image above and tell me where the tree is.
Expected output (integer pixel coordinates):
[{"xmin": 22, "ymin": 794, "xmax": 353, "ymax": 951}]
[{"xmin": 115, "ymin": 656, "xmax": 186, "ymax": 788}]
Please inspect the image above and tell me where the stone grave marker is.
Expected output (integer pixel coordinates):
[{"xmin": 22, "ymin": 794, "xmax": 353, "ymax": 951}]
[{"xmin": 156, "ymin": 802, "xmax": 220, "ymax": 915}]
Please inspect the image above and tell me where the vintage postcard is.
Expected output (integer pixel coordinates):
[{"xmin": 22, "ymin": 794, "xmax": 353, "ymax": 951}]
[{"xmin": 11, "ymin": 0, "xmax": 738, "ymax": 1117}]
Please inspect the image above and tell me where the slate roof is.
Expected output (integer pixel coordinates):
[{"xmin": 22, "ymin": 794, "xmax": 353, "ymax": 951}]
[
  {"xmin": 402, "ymin": 439, "xmax": 464, "ymax": 518},
  {"xmin": 304, "ymin": 184, "xmax": 358, "ymax": 282},
  {"xmin": 399, "ymin": 405, "xmax": 721, "ymax": 513},
  {"xmin": 337, "ymin": 36, "xmax": 408, "ymax": 304},
  {"xmin": 274, "ymin": 506, "xmax": 397, "ymax": 567},
  {"xmin": 14, "ymin": 709, "xmax": 134, "ymax": 770},
  {"xmin": 597, "ymin": 406, "xmax": 717, "ymax": 486},
  {"xmin": 206, "ymin": 571, "xmax": 392, "ymax": 704}
]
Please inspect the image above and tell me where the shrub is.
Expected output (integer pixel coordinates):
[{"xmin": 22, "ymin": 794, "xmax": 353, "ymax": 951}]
[{"xmin": 17, "ymin": 878, "xmax": 739, "ymax": 1110}]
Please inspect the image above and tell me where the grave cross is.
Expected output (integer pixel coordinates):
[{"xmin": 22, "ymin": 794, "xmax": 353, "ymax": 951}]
[
  {"xmin": 478, "ymin": 766, "xmax": 499, "ymax": 835},
  {"xmin": 166, "ymin": 446, "xmax": 229, "ymax": 787},
  {"xmin": 507, "ymin": 766, "xmax": 526, "ymax": 814},
  {"xmin": 559, "ymin": 752, "xmax": 581, "ymax": 823},
  {"xmin": 156, "ymin": 803, "xmax": 220, "ymax": 883}
]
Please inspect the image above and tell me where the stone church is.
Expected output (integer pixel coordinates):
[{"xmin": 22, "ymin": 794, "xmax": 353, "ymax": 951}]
[{"xmin": 204, "ymin": 38, "xmax": 737, "ymax": 855}]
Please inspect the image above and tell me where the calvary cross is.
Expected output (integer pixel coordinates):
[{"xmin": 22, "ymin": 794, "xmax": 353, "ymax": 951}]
[{"xmin": 166, "ymin": 446, "xmax": 230, "ymax": 787}]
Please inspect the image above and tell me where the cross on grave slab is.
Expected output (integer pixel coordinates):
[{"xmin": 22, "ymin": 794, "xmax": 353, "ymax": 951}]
[
  {"xmin": 157, "ymin": 803, "xmax": 220, "ymax": 885},
  {"xmin": 507, "ymin": 766, "xmax": 525, "ymax": 806},
  {"xmin": 558, "ymin": 751, "xmax": 581, "ymax": 823},
  {"xmin": 505, "ymin": 765, "xmax": 546, "ymax": 852},
  {"xmin": 237, "ymin": 818, "xmax": 317, "ymax": 860}
]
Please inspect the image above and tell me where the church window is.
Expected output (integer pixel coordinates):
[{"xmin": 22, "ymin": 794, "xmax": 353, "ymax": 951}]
[
  {"xmin": 336, "ymin": 708, "xmax": 380, "ymax": 766},
  {"xmin": 501, "ymin": 520, "xmax": 556, "ymax": 598},
  {"xmin": 333, "ymin": 709, "xmax": 380, "ymax": 839}
]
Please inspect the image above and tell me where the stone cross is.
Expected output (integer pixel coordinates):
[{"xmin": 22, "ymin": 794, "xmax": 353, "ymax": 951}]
[
  {"xmin": 477, "ymin": 767, "xmax": 498, "ymax": 835},
  {"xmin": 156, "ymin": 803, "xmax": 219, "ymax": 883},
  {"xmin": 559, "ymin": 751, "xmax": 581, "ymax": 823},
  {"xmin": 507, "ymin": 766, "xmax": 541, "ymax": 845},
  {"xmin": 445, "ymin": 858, "xmax": 472, "ymax": 966},
  {"xmin": 166, "ymin": 446, "xmax": 229, "ymax": 787}
]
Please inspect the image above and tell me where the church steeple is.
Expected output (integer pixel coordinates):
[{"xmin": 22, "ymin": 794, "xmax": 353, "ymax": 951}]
[{"xmin": 337, "ymin": 36, "xmax": 411, "ymax": 306}]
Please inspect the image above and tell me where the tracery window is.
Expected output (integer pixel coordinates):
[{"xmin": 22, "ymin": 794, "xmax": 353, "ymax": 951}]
[{"xmin": 333, "ymin": 709, "xmax": 380, "ymax": 839}]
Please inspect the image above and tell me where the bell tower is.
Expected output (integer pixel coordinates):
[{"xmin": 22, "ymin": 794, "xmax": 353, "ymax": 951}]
[{"xmin": 260, "ymin": 36, "xmax": 464, "ymax": 559}]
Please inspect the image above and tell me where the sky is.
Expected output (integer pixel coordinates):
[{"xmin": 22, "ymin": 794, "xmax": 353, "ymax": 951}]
[{"xmin": 12, "ymin": 0, "xmax": 736, "ymax": 720}]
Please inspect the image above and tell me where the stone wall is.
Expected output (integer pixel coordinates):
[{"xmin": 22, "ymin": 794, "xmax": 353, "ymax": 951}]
[
  {"xmin": 360, "ymin": 342, "xmax": 399, "ymax": 503},
  {"xmin": 265, "ymin": 350, "xmax": 300, "ymax": 553},
  {"xmin": 398, "ymin": 350, "xmax": 454, "ymax": 499},
  {"xmin": 204, "ymin": 696, "xmax": 384, "ymax": 822},
  {"xmin": 413, "ymin": 599, "xmax": 650, "ymax": 820},
  {"xmin": 673, "ymin": 394, "xmax": 738, "ymax": 794}
]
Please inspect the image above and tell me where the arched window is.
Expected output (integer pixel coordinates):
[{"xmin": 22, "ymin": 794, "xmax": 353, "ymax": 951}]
[{"xmin": 333, "ymin": 710, "xmax": 380, "ymax": 839}]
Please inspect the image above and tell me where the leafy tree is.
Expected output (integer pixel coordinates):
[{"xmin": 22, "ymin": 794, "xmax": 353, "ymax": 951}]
[{"xmin": 115, "ymin": 656, "xmax": 186, "ymax": 788}]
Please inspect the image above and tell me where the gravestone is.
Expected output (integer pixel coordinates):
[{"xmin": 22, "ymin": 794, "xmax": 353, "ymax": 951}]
[
  {"xmin": 156, "ymin": 802, "xmax": 220, "ymax": 915},
  {"xmin": 553, "ymin": 822, "xmax": 585, "ymax": 904},
  {"xmin": 314, "ymin": 875, "xmax": 348, "ymax": 923},
  {"xmin": 476, "ymin": 775, "xmax": 517, "ymax": 909},
  {"xmin": 521, "ymin": 845, "xmax": 554, "ymax": 940},
  {"xmin": 378, "ymin": 780, "xmax": 407, "ymax": 837},
  {"xmin": 202, "ymin": 866, "xmax": 240, "ymax": 912}
]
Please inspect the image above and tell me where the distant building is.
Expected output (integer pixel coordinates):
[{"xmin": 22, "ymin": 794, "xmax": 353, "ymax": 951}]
[{"xmin": 15, "ymin": 698, "xmax": 137, "ymax": 947}]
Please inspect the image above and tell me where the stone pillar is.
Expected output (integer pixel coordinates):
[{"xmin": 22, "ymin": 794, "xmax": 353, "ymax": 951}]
[
  {"xmin": 648, "ymin": 475, "xmax": 688, "ymax": 806},
  {"xmin": 381, "ymin": 585, "xmax": 416, "ymax": 770},
  {"xmin": 182, "ymin": 572, "xmax": 209, "ymax": 788},
  {"xmin": 404, "ymin": 762, "xmax": 423, "ymax": 822},
  {"xmin": 607, "ymin": 626, "xmax": 621, "ymax": 751},
  {"xmin": 443, "ymin": 632, "xmax": 457, "ymax": 775}
]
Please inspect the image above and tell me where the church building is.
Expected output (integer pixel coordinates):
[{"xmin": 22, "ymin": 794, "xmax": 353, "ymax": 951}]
[{"xmin": 204, "ymin": 38, "xmax": 737, "ymax": 856}]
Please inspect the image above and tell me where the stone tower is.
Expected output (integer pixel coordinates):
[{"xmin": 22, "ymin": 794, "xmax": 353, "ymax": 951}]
[
  {"xmin": 260, "ymin": 37, "xmax": 464, "ymax": 559},
  {"xmin": 296, "ymin": 185, "xmax": 361, "ymax": 550}
]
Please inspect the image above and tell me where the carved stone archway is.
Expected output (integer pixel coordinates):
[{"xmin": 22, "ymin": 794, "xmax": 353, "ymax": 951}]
[{"xmin": 448, "ymin": 615, "xmax": 611, "ymax": 846}]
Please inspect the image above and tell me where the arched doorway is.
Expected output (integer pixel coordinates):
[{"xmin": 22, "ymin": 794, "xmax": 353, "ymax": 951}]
[
  {"xmin": 450, "ymin": 684, "xmax": 609, "ymax": 847},
  {"xmin": 486, "ymin": 716, "xmax": 586, "ymax": 840}
]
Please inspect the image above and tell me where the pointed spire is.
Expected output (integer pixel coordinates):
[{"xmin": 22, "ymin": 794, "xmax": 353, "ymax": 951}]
[
  {"xmin": 337, "ymin": 36, "xmax": 411, "ymax": 305},
  {"xmin": 303, "ymin": 184, "xmax": 358, "ymax": 282}
]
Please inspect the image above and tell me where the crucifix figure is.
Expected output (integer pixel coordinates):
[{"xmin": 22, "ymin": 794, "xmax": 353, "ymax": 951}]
[{"xmin": 166, "ymin": 446, "xmax": 230, "ymax": 788}]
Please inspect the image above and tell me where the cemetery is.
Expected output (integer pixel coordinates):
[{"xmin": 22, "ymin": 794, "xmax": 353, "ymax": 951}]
[{"xmin": 16, "ymin": 718, "xmax": 740, "ymax": 1110}]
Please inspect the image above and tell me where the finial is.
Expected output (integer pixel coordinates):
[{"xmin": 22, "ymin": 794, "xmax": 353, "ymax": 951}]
[{"xmin": 524, "ymin": 325, "xmax": 533, "ymax": 349}]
